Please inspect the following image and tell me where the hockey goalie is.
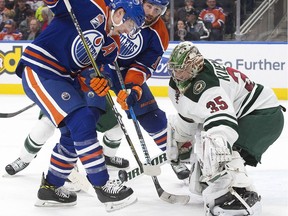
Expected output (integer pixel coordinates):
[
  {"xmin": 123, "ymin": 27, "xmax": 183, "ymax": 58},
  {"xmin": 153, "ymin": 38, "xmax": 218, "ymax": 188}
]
[{"xmin": 166, "ymin": 41, "xmax": 284, "ymax": 215}]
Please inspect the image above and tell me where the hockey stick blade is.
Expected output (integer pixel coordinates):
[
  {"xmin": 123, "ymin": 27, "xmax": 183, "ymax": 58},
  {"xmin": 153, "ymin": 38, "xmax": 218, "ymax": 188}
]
[
  {"xmin": 67, "ymin": 169, "xmax": 95, "ymax": 196},
  {"xmin": 152, "ymin": 176, "xmax": 190, "ymax": 205},
  {"xmin": 119, "ymin": 153, "xmax": 190, "ymax": 205},
  {"xmin": 119, "ymin": 152, "xmax": 167, "ymax": 182},
  {"xmin": 0, "ymin": 103, "xmax": 36, "ymax": 118},
  {"xmin": 158, "ymin": 185, "xmax": 190, "ymax": 205}
]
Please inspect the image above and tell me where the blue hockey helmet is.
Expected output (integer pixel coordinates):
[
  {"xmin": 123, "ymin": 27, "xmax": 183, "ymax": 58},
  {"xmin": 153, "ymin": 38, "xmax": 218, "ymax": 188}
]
[
  {"xmin": 144, "ymin": 0, "xmax": 169, "ymax": 15},
  {"xmin": 145, "ymin": 0, "xmax": 169, "ymax": 7},
  {"xmin": 110, "ymin": 0, "xmax": 145, "ymax": 28}
]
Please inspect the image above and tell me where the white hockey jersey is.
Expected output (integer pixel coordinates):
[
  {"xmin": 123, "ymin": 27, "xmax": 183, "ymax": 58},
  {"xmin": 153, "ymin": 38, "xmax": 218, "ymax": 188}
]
[{"xmin": 168, "ymin": 59, "xmax": 279, "ymax": 145}]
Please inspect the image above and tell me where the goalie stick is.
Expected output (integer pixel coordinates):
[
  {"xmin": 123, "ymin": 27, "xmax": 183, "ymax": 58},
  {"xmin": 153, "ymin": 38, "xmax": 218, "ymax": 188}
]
[
  {"xmin": 0, "ymin": 103, "xmax": 36, "ymax": 118},
  {"xmin": 113, "ymin": 62, "xmax": 190, "ymax": 205}
]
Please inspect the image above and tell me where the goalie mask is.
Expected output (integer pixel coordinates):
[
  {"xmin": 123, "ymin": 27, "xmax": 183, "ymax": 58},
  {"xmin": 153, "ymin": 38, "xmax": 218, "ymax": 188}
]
[{"xmin": 168, "ymin": 41, "xmax": 204, "ymax": 93}]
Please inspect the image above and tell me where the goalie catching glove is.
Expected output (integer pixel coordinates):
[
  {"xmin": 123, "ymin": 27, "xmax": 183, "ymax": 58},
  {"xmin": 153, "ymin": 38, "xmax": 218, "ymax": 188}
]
[
  {"xmin": 167, "ymin": 115, "xmax": 197, "ymax": 164},
  {"xmin": 117, "ymin": 84, "xmax": 142, "ymax": 110}
]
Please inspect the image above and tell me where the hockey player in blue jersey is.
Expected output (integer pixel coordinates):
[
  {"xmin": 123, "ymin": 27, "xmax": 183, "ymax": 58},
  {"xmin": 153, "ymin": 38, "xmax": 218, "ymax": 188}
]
[
  {"xmin": 15, "ymin": 0, "xmax": 145, "ymax": 211},
  {"xmin": 107, "ymin": 0, "xmax": 190, "ymax": 180}
]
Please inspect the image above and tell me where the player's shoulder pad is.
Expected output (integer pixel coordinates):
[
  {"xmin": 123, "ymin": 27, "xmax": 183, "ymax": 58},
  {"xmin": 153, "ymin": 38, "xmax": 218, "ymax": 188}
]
[{"xmin": 150, "ymin": 18, "xmax": 169, "ymax": 50}]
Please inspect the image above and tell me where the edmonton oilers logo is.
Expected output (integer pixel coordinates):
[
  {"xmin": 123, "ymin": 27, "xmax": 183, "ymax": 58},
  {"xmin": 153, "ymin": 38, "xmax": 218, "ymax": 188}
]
[
  {"xmin": 119, "ymin": 33, "xmax": 143, "ymax": 59},
  {"xmin": 71, "ymin": 30, "xmax": 103, "ymax": 67}
]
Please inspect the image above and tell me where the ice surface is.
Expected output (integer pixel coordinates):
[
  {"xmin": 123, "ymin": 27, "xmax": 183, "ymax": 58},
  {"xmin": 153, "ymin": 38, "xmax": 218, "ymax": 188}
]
[{"xmin": 0, "ymin": 95, "xmax": 287, "ymax": 216}]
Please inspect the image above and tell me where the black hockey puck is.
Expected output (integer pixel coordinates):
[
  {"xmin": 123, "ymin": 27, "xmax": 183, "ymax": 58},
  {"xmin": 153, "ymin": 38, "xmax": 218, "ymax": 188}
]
[{"xmin": 118, "ymin": 170, "xmax": 128, "ymax": 182}]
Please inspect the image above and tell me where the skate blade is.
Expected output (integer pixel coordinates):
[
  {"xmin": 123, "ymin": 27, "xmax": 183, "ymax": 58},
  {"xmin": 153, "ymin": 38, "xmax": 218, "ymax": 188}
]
[
  {"xmin": 105, "ymin": 194, "xmax": 137, "ymax": 212},
  {"xmin": 35, "ymin": 199, "xmax": 77, "ymax": 207}
]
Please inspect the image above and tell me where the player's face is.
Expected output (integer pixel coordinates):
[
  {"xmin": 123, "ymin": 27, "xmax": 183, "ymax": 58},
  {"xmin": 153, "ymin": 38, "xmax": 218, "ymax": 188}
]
[
  {"xmin": 143, "ymin": 2, "xmax": 163, "ymax": 25},
  {"xmin": 170, "ymin": 68, "xmax": 192, "ymax": 82},
  {"xmin": 113, "ymin": 19, "xmax": 139, "ymax": 36}
]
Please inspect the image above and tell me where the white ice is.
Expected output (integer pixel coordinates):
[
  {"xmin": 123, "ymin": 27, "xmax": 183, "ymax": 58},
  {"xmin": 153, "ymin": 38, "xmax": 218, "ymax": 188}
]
[{"xmin": 0, "ymin": 95, "xmax": 287, "ymax": 216}]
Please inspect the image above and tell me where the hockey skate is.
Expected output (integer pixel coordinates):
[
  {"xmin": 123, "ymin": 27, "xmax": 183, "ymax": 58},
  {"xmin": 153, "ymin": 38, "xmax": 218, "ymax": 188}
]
[
  {"xmin": 35, "ymin": 173, "xmax": 77, "ymax": 207},
  {"xmin": 5, "ymin": 158, "xmax": 30, "ymax": 175},
  {"xmin": 94, "ymin": 179, "xmax": 137, "ymax": 212},
  {"xmin": 105, "ymin": 155, "xmax": 129, "ymax": 169},
  {"xmin": 171, "ymin": 163, "xmax": 190, "ymax": 180},
  {"xmin": 211, "ymin": 187, "xmax": 262, "ymax": 216}
]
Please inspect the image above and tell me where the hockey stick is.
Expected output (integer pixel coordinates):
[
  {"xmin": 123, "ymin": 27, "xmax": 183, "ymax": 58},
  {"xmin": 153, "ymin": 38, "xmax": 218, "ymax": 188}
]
[
  {"xmin": 113, "ymin": 62, "xmax": 190, "ymax": 205},
  {"xmin": 119, "ymin": 152, "xmax": 167, "ymax": 182},
  {"xmin": 62, "ymin": 0, "xmax": 143, "ymax": 168},
  {"xmin": 0, "ymin": 103, "xmax": 36, "ymax": 118},
  {"xmin": 67, "ymin": 152, "xmax": 167, "ymax": 194}
]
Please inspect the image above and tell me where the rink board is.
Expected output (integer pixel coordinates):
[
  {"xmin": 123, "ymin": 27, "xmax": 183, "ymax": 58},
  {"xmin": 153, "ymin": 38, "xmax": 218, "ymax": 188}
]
[{"xmin": 0, "ymin": 41, "xmax": 287, "ymax": 99}]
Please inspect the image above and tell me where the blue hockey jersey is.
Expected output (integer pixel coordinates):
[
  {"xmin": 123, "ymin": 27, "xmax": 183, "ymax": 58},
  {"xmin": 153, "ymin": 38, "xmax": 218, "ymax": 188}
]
[
  {"xmin": 16, "ymin": 0, "xmax": 119, "ymax": 79},
  {"xmin": 109, "ymin": 17, "xmax": 169, "ymax": 85}
]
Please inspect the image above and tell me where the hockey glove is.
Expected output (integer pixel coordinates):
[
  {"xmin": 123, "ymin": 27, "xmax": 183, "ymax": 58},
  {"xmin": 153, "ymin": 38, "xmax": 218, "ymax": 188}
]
[
  {"xmin": 117, "ymin": 84, "xmax": 142, "ymax": 110},
  {"xmin": 167, "ymin": 115, "xmax": 197, "ymax": 165},
  {"xmin": 90, "ymin": 77, "xmax": 110, "ymax": 97}
]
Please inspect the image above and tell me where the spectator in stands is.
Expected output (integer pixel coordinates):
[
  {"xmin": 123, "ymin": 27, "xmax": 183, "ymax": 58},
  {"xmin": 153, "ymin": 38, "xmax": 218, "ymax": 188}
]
[
  {"xmin": 177, "ymin": 0, "xmax": 196, "ymax": 21},
  {"xmin": 40, "ymin": 6, "xmax": 53, "ymax": 31},
  {"xmin": 35, "ymin": 2, "xmax": 45, "ymax": 22},
  {"xmin": 218, "ymin": 0, "xmax": 235, "ymax": 38},
  {"xmin": 0, "ymin": 19, "xmax": 22, "ymax": 40},
  {"xmin": 0, "ymin": 0, "xmax": 10, "ymax": 30},
  {"xmin": 174, "ymin": 0, "xmax": 185, "ymax": 10},
  {"xmin": 13, "ymin": 0, "xmax": 31, "ymax": 27},
  {"xmin": 22, "ymin": 17, "xmax": 40, "ymax": 40},
  {"xmin": 26, "ymin": 0, "xmax": 44, "ymax": 12},
  {"xmin": 174, "ymin": 19, "xmax": 195, "ymax": 41},
  {"xmin": 0, "ymin": 7, "xmax": 14, "ymax": 31},
  {"xmin": 199, "ymin": 0, "xmax": 225, "ymax": 40},
  {"xmin": 4, "ymin": 0, "xmax": 14, "ymax": 10},
  {"xmin": 186, "ymin": 9, "xmax": 210, "ymax": 40},
  {"xmin": 18, "ymin": 8, "xmax": 34, "ymax": 37},
  {"xmin": 162, "ymin": 8, "xmax": 172, "ymax": 37}
]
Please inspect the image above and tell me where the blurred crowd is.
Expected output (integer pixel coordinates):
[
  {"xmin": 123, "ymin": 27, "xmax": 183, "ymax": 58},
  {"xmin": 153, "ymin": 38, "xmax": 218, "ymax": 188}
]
[
  {"xmin": 0, "ymin": 0, "xmax": 257, "ymax": 41},
  {"xmin": 0, "ymin": 0, "xmax": 53, "ymax": 40},
  {"xmin": 163, "ymin": 0, "xmax": 258, "ymax": 41}
]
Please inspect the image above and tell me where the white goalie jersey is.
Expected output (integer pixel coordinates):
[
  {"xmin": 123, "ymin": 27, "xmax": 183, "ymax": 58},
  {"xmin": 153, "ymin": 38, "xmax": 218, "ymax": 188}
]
[{"xmin": 168, "ymin": 59, "xmax": 279, "ymax": 146}]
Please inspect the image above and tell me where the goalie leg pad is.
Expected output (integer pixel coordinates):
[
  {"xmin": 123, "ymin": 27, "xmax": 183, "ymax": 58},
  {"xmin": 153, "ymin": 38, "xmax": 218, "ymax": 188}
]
[
  {"xmin": 202, "ymin": 151, "xmax": 259, "ymax": 215},
  {"xmin": 197, "ymin": 132, "xmax": 232, "ymax": 182}
]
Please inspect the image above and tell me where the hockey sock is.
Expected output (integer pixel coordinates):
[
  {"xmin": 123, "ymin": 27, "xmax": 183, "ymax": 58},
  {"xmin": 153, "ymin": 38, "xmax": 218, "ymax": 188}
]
[
  {"xmin": 20, "ymin": 115, "xmax": 55, "ymax": 163},
  {"xmin": 102, "ymin": 124, "xmax": 123, "ymax": 157},
  {"xmin": 65, "ymin": 107, "xmax": 109, "ymax": 186},
  {"xmin": 137, "ymin": 109, "xmax": 167, "ymax": 151}
]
